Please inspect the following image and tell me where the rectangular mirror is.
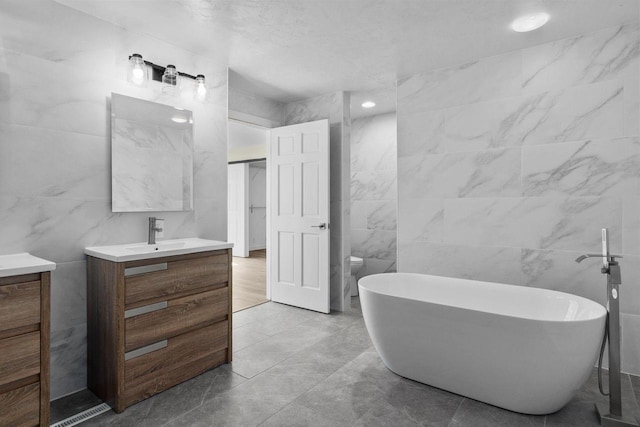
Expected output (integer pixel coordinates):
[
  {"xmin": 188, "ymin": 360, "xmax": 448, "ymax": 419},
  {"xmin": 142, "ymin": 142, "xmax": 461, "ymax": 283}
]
[{"xmin": 111, "ymin": 93, "xmax": 193, "ymax": 212}]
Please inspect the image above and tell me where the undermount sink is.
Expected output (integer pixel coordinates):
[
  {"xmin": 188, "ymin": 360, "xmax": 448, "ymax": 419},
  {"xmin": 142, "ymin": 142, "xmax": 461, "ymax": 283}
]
[{"xmin": 85, "ymin": 238, "xmax": 233, "ymax": 262}]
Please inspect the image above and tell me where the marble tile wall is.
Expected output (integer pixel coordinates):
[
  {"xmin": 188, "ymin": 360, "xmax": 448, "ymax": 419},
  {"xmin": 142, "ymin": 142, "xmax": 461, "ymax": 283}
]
[
  {"xmin": 228, "ymin": 85, "xmax": 285, "ymax": 127},
  {"xmin": 350, "ymin": 113, "xmax": 397, "ymax": 279},
  {"xmin": 285, "ymin": 92, "xmax": 351, "ymax": 311},
  {"xmin": 0, "ymin": 0, "xmax": 228, "ymax": 398},
  {"xmin": 396, "ymin": 23, "xmax": 640, "ymax": 374}
]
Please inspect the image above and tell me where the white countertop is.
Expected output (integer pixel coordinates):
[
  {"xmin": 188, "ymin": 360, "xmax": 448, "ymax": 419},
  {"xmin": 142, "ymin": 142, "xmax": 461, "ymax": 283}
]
[
  {"xmin": 84, "ymin": 237, "xmax": 234, "ymax": 262},
  {"xmin": 0, "ymin": 253, "xmax": 57, "ymax": 278}
]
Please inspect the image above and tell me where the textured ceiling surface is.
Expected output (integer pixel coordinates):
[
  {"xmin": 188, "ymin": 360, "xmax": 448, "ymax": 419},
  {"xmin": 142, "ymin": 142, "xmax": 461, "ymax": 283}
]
[{"xmin": 57, "ymin": 0, "xmax": 638, "ymax": 103}]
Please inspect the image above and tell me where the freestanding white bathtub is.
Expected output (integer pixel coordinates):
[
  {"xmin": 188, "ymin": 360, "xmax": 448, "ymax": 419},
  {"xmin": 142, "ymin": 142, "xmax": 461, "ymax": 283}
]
[{"xmin": 358, "ymin": 273, "xmax": 607, "ymax": 415}]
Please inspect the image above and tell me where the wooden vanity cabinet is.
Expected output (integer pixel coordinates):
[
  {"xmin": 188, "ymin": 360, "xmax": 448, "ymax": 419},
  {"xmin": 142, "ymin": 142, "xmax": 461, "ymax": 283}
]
[
  {"xmin": 0, "ymin": 272, "xmax": 50, "ymax": 427},
  {"xmin": 86, "ymin": 249, "xmax": 232, "ymax": 413}
]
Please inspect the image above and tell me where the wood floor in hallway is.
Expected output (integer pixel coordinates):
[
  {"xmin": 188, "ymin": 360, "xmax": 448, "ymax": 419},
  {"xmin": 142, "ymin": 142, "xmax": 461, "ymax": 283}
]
[{"xmin": 232, "ymin": 249, "xmax": 268, "ymax": 312}]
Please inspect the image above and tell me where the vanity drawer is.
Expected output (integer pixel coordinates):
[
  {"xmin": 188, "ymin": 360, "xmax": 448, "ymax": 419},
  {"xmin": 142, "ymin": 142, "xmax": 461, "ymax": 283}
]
[
  {"xmin": 125, "ymin": 287, "xmax": 228, "ymax": 351},
  {"xmin": 124, "ymin": 321, "xmax": 228, "ymax": 407},
  {"xmin": 0, "ymin": 332, "xmax": 40, "ymax": 388},
  {"xmin": 124, "ymin": 253, "xmax": 229, "ymax": 307},
  {"xmin": 0, "ymin": 382, "xmax": 40, "ymax": 427},
  {"xmin": 0, "ymin": 281, "xmax": 40, "ymax": 337}
]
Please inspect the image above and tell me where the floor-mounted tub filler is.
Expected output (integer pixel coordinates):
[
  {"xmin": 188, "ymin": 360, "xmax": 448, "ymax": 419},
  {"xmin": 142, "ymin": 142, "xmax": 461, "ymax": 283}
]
[
  {"xmin": 359, "ymin": 272, "xmax": 607, "ymax": 415},
  {"xmin": 576, "ymin": 229, "xmax": 640, "ymax": 427}
]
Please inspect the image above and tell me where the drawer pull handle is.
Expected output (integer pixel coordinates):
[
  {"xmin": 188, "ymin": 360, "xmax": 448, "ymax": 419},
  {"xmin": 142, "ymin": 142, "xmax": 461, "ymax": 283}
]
[
  {"xmin": 125, "ymin": 340, "xmax": 168, "ymax": 360},
  {"xmin": 125, "ymin": 263, "xmax": 168, "ymax": 277},
  {"xmin": 125, "ymin": 301, "xmax": 168, "ymax": 319}
]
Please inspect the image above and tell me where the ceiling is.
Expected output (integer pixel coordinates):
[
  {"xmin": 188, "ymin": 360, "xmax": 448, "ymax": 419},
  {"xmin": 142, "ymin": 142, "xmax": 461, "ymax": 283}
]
[{"xmin": 57, "ymin": 0, "xmax": 638, "ymax": 104}]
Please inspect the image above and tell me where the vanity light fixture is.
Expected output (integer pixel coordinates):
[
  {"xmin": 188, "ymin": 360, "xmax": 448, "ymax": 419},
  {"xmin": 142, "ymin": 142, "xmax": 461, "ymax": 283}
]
[
  {"xmin": 362, "ymin": 101, "xmax": 376, "ymax": 108},
  {"xmin": 511, "ymin": 12, "xmax": 550, "ymax": 32},
  {"xmin": 127, "ymin": 53, "xmax": 207, "ymax": 102}
]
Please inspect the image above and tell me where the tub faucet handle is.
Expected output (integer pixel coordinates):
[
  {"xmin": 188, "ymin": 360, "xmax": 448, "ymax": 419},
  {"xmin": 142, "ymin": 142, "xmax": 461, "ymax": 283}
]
[
  {"xmin": 575, "ymin": 253, "xmax": 604, "ymax": 263},
  {"xmin": 575, "ymin": 253, "xmax": 623, "ymax": 263}
]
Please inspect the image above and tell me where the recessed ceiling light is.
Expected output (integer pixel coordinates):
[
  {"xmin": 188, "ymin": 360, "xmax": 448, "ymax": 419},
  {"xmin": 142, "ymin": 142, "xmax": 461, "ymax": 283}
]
[
  {"xmin": 362, "ymin": 101, "xmax": 376, "ymax": 108},
  {"xmin": 511, "ymin": 12, "xmax": 549, "ymax": 32},
  {"xmin": 171, "ymin": 116, "xmax": 188, "ymax": 123}
]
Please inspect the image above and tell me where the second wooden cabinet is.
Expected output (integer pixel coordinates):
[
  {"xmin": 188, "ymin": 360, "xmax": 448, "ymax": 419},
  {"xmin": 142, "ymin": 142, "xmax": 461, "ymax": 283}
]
[{"xmin": 87, "ymin": 249, "xmax": 232, "ymax": 413}]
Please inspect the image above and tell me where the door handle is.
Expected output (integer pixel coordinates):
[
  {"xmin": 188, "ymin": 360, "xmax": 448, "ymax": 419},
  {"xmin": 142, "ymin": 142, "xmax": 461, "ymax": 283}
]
[{"xmin": 310, "ymin": 223, "xmax": 328, "ymax": 230}]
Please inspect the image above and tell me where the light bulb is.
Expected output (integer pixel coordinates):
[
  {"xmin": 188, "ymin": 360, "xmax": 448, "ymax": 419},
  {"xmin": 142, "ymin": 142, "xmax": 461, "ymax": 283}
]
[
  {"xmin": 194, "ymin": 74, "xmax": 207, "ymax": 101},
  {"xmin": 362, "ymin": 101, "xmax": 375, "ymax": 108},
  {"xmin": 132, "ymin": 66, "xmax": 144, "ymax": 84}
]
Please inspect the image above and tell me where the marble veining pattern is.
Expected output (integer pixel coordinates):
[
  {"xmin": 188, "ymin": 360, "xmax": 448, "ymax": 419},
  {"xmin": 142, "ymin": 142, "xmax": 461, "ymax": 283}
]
[
  {"xmin": 444, "ymin": 196, "xmax": 622, "ymax": 252},
  {"xmin": 399, "ymin": 242, "xmax": 522, "ymax": 285},
  {"xmin": 398, "ymin": 147, "xmax": 521, "ymax": 199},
  {"xmin": 397, "ymin": 23, "xmax": 640, "ymax": 373},
  {"xmin": 522, "ymin": 137, "xmax": 640, "ymax": 197},
  {"xmin": 228, "ymin": 85, "xmax": 285, "ymax": 126},
  {"xmin": 350, "ymin": 113, "xmax": 397, "ymax": 280},
  {"xmin": 444, "ymin": 80, "xmax": 625, "ymax": 152},
  {"xmin": 397, "ymin": 50, "xmax": 522, "ymax": 114},
  {"xmin": 522, "ymin": 24, "xmax": 639, "ymax": 95},
  {"xmin": 397, "ymin": 198, "xmax": 443, "ymax": 244},
  {"xmin": 50, "ymin": 323, "xmax": 87, "ymax": 400}
]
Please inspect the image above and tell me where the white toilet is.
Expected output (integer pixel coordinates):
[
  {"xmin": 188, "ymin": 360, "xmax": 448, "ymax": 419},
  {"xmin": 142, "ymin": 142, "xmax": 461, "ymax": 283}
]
[{"xmin": 350, "ymin": 256, "xmax": 364, "ymax": 296}]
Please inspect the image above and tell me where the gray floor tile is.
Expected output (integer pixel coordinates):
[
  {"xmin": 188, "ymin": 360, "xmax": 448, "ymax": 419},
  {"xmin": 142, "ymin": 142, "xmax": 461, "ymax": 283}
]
[
  {"xmin": 232, "ymin": 319, "xmax": 341, "ymax": 378},
  {"xmin": 296, "ymin": 378, "xmax": 387, "ymax": 424},
  {"xmin": 353, "ymin": 398, "xmax": 422, "ymax": 427},
  {"xmin": 202, "ymin": 363, "xmax": 249, "ymax": 400},
  {"xmin": 380, "ymin": 380, "xmax": 463, "ymax": 426},
  {"xmin": 166, "ymin": 388, "xmax": 293, "ymax": 427},
  {"xmin": 266, "ymin": 340, "xmax": 368, "ymax": 378},
  {"xmin": 259, "ymin": 401, "xmax": 347, "ymax": 427},
  {"xmin": 449, "ymin": 398, "xmax": 544, "ymax": 427},
  {"xmin": 343, "ymin": 351, "xmax": 462, "ymax": 426},
  {"xmin": 233, "ymin": 324, "xmax": 270, "ymax": 352},
  {"xmin": 248, "ymin": 309, "xmax": 317, "ymax": 337}
]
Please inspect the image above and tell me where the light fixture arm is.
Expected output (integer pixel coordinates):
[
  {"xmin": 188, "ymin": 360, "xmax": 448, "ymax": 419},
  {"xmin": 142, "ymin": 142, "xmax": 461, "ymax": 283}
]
[{"xmin": 128, "ymin": 55, "xmax": 199, "ymax": 82}]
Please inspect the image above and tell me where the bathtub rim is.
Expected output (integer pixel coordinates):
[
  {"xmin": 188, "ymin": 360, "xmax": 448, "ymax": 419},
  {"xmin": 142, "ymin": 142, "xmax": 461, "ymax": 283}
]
[{"xmin": 358, "ymin": 272, "xmax": 607, "ymax": 324}]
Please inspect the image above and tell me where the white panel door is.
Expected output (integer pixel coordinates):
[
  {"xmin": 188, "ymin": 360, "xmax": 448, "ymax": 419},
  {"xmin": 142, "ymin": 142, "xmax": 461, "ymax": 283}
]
[
  {"xmin": 269, "ymin": 119, "xmax": 330, "ymax": 313},
  {"xmin": 227, "ymin": 163, "xmax": 249, "ymax": 257}
]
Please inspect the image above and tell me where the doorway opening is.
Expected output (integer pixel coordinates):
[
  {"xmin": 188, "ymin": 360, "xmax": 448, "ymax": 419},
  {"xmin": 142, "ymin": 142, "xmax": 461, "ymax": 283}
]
[{"xmin": 227, "ymin": 119, "xmax": 270, "ymax": 312}]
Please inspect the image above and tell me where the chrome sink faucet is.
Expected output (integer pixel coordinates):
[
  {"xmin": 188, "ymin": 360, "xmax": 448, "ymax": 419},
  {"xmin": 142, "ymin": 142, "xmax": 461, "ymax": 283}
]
[{"xmin": 148, "ymin": 217, "xmax": 163, "ymax": 245}]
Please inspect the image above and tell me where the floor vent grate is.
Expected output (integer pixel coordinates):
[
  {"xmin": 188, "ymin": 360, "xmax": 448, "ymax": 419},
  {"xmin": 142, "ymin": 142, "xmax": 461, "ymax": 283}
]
[{"xmin": 50, "ymin": 403, "xmax": 111, "ymax": 427}]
